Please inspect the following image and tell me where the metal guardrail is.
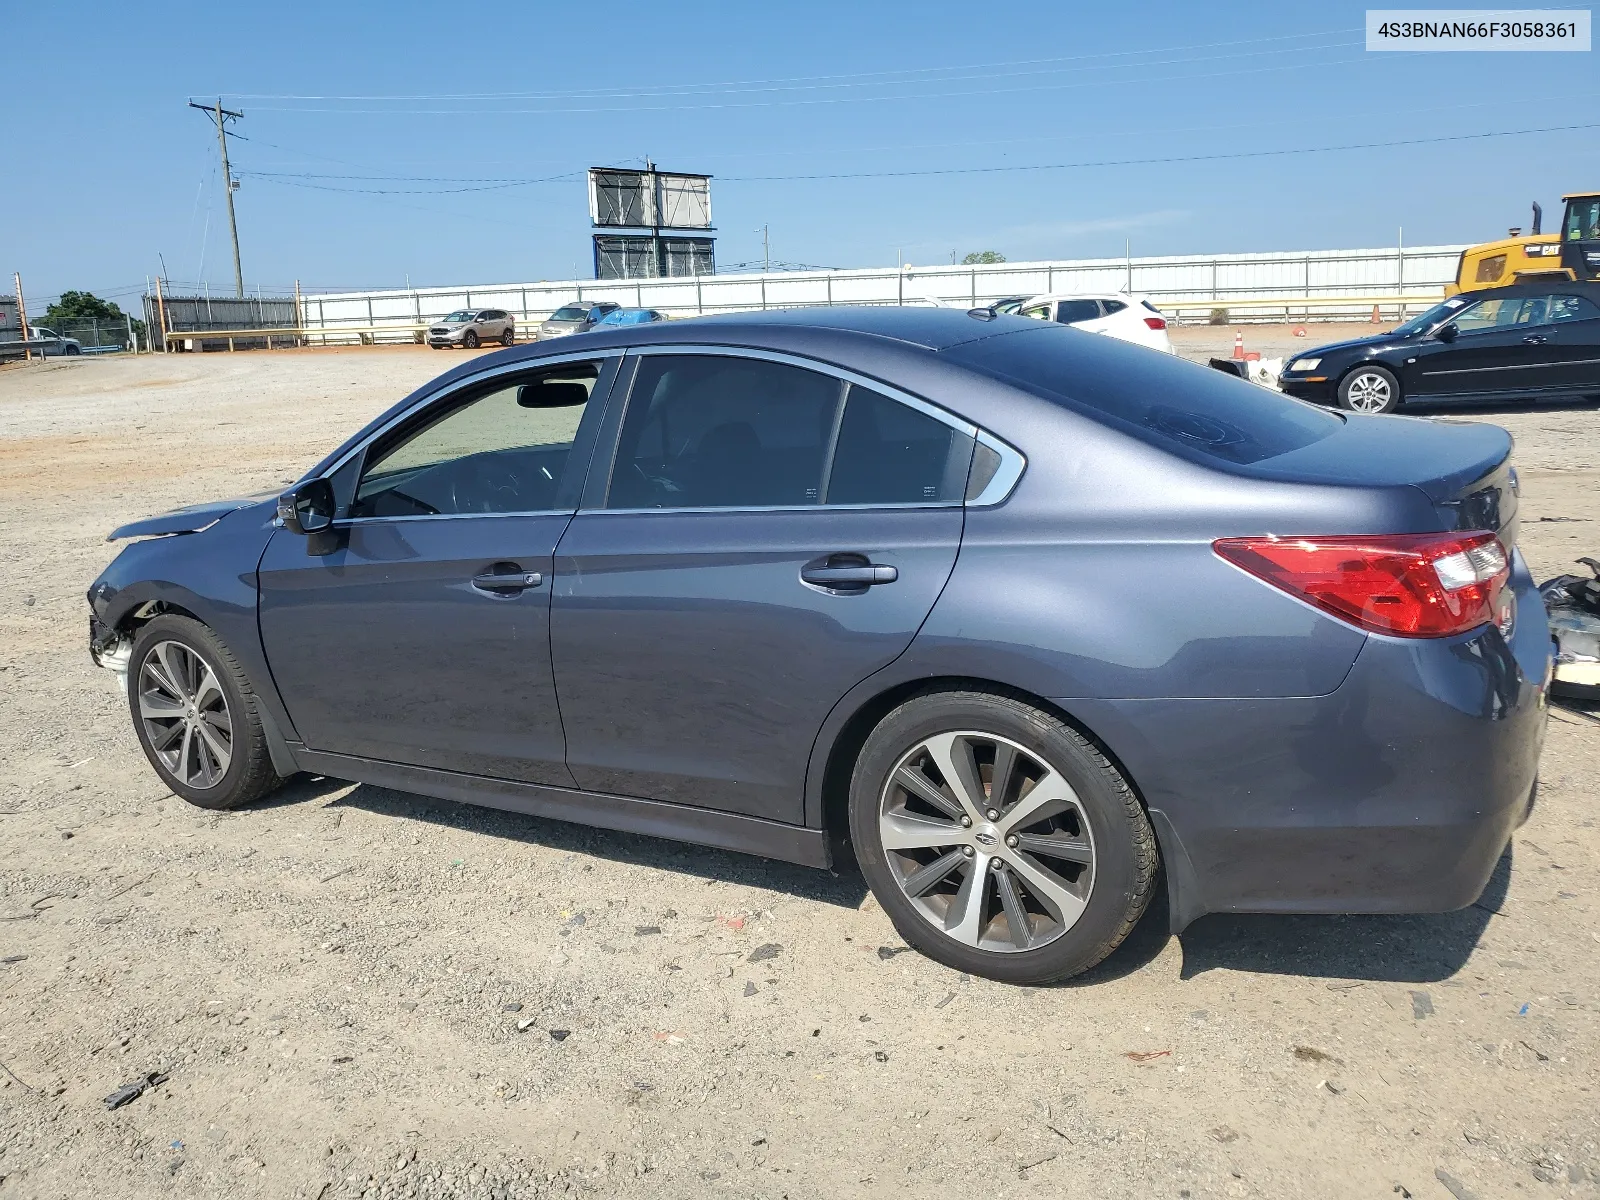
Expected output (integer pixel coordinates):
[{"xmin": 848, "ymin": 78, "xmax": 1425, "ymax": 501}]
[{"xmin": 172, "ymin": 293, "xmax": 1449, "ymax": 349}]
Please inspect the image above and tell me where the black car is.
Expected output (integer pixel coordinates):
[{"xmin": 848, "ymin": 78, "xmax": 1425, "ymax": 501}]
[{"xmin": 1280, "ymin": 281, "xmax": 1600, "ymax": 414}]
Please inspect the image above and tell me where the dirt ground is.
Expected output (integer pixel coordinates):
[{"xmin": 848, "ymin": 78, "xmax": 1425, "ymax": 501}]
[{"xmin": 1, "ymin": 332, "xmax": 1597, "ymax": 1200}]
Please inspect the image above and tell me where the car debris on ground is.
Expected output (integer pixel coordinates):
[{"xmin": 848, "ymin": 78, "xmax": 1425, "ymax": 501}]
[{"xmin": 1541, "ymin": 557, "xmax": 1600, "ymax": 696}]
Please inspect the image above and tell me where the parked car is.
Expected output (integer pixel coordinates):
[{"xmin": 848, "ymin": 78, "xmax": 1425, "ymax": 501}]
[
  {"xmin": 87, "ymin": 306, "xmax": 1550, "ymax": 984},
  {"xmin": 538, "ymin": 302, "xmax": 621, "ymax": 339},
  {"xmin": 595, "ymin": 308, "xmax": 669, "ymax": 328},
  {"xmin": 427, "ymin": 309, "xmax": 514, "ymax": 350},
  {"xmin": 988, "ymin": 297, "xmax": 1029, "ymax": 315},
  {"xmin": 1279, "ymin": 281, "xmax": 1600, "ymax": 413},
  {"xmin": 1017, "ymin": 292, "xmax": 1174, "ymax": 353}
]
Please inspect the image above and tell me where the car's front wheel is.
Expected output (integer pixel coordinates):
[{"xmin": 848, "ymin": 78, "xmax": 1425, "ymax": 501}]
[
  {"xmin": 1338, "ymin": 365, "xmax": 1401, "ymax": 414},
  {"xmin": 848, "ymin": 690, "xmax": 1158, "ymax": 984},
  {"xmin": 463, "ymin": 329, "xmax": 480, "ymax": 349},
  {"xmin": 127, "ymin": 615, "xmax": 284, "ymax": 810}
]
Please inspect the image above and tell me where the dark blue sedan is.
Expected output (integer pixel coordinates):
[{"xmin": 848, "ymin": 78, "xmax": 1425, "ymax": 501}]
[{"xmin": 87, "ymin": 306, "xmax": 1551, "ymax": 983}]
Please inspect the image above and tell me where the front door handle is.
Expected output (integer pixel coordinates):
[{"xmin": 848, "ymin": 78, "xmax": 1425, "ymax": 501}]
[
  {"xmin": 1522, "ymin": 334, "xmax": 1549, "ymax": 345},
  {"xmin": 471, "ymin": 566, "xmax": 543, "ymax": 595},
  {"xmin": 801, "ymin": 554, "xmax": 898, "ymax": 593}
]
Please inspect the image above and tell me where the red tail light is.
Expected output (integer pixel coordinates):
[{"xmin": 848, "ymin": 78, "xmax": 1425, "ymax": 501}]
[
  {"xmin": 1213, "ymin": 532, "xmax": 1511, "ymax": 638},
  {"xmin": 1143, "ymin": 316, "xmax": 1167, "ymax": 330}
]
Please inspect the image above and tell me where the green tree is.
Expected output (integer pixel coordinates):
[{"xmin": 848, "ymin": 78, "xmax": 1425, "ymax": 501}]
[
  {"xmin": 43, "ymin": 290, "xmax": 145, "ymax": 338},
  {"xmin": 961, "ymin": 250, "xmax": 1007, "ymax": 265}
]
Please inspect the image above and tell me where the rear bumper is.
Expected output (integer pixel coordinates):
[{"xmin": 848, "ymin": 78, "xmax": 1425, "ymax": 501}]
[{"xmin": 1068, "ymin": 565, "xmax": 1552, "ymax": 922}]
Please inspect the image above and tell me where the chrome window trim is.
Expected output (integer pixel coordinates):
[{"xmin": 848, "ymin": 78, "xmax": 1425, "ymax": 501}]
[
  {"xmin": 319, "ymin": 348, "xmax": 624, "ymax": 480},
  {"xmin": 584, "ymin": 500, "xmax": 960, "ymax": 518},
  {"xmin": 334, "ymin": 509, "xmax": 577, "ymax": 527},
  {"xmin": 969, "ymin": 429, "xmax": 1027, "ymax": 508}
]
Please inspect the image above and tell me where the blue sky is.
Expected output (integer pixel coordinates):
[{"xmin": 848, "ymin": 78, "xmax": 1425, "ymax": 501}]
[{"xmin": 6, "ymin": 0, "xmax": 1595, "ymax": 305}]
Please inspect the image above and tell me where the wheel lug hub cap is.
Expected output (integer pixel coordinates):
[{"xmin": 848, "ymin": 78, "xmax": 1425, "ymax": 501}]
[{"xmin": 972, "ymin": 823, "xmax": 1001, "ymax": 850}]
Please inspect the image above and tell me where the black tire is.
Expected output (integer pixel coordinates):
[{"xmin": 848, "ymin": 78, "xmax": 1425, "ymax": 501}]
[
  {"xmin": 501, "ymin": 326, "xmax": 515, "ymax": 347},
  {"xmin": 1337, "ymin": 364, "xmax": 1401, "ymax": 414},
  {"xmin": 64, "ymin": 344, "xmax": 81, "ymax": 356},
  {"xmin": 462, "ymin": 329, "xmax": 480, "ymax": 349},
  {"xmin": 848, "ymin": 689, "xmax": 1157, "ymax": 984},
  {"xmin": 127, "ymin": 614, "xmax": 284, "ymax": 810}
]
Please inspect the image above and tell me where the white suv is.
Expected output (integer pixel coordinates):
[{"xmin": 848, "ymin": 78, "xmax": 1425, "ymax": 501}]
[{"xmin": 1018, "ymin": 293, "xmax": 1174, "ymax": 354}]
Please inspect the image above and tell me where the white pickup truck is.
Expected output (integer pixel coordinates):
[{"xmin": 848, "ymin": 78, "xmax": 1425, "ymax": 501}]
[{"xmin": 0, "ymin": 299, "xmax": 82, "ymax": 357}]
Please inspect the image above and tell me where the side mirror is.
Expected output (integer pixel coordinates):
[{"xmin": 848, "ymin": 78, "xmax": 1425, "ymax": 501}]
[
  {"xmin": 1434, "ymin": 322, "xmax": 1459, "ymax": 343},
  {"xmin": 277, "ymin": 477, "xmax": 335, "ymax": 534}
]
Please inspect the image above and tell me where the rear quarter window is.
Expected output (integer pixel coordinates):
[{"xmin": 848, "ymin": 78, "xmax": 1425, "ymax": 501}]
[{"xmin": 946, "ymin": 325, "xmax": 1342, "ymax": 466}]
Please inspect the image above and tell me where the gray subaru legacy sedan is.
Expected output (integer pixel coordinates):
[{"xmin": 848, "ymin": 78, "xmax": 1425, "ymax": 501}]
[{"xmin": 86, "ymin": 306, "xmax": 1551, "ymax": 984}]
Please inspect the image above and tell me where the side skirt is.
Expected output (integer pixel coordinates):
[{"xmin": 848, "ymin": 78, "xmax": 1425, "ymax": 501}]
[{"xmin": 289, "ymin": 747, "xmax": 833, "ymax": 870}]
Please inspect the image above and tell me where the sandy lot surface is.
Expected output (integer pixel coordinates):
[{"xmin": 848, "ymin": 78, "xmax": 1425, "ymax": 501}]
[{"xmin": 1, "ymin": 339, "xmax": 1597, "ymax": 1200}]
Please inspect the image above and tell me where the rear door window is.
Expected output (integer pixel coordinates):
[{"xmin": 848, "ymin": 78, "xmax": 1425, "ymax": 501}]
[
  {"xmin": 826, "ymin": 385, "xmax": 972, "ymax": 505},
  {"xmin": 1547, "ymin": 294, "xmax": 1600, "ymax": 322},
  {"xmin": 605, "ymin": 354, "xmax": 841, "ymax": 509},
  {"xmin": 1054, "ymin": 299, "xmax": 1102, "ymax": 325},
  {"xmin": 946, "ymin": 326, "xmax": 1341, "ymax": 466}
]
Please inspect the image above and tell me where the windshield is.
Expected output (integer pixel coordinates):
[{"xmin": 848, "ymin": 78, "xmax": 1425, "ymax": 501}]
[
  {"xmin": 442, "ymin": 310, "xmax": 472, "ymax": 323},
  {"xmin": 550, "ymin": 306, "xmax": 589, "ymax": 321},
  {"xmin": 1391, "ymin": 296, "xmax": 1468, "ymax": 337}
]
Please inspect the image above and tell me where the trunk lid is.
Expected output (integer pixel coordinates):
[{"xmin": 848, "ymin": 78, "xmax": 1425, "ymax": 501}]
[{"xmin": 1242, "ymin": 413, "xmax": 1517, "ymax": 541}]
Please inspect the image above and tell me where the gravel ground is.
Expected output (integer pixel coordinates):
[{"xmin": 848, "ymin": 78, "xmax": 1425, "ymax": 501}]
[{"xmin": 1, "ymin": 338, "xmax": 1597, "ymax": 1200}]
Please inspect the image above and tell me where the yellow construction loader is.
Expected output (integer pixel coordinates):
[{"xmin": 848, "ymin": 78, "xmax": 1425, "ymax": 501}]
[{"xmin": 1445, "ymin": 192, "xmax": 1600, "ymax": 295}]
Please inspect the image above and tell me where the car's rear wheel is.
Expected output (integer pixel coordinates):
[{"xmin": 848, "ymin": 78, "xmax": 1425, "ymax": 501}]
[
  {"xmin": 848, "ymin": 690, "xmax": 1157, "ymax": 984},
  {"xmin": 1338, "ymin": 365, "xmax": 1401, "ymax": 414},
  {"xmin": 463, "ymin": 330, "xmax": 480, "ymax": 349},
  {"xmin": 501, "ymin": 326, "xmax": 515, "ymax": 347},
  {"xmin": 127, "ymin": 615, "xmax": 283, "ymax": 810}
]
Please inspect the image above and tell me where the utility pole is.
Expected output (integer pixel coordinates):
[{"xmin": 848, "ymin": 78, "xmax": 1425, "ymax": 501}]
[
  {"xmin": 755, "ymin": 224, "xmax": 770, "ymax": 272},
  {"xmin": 190, "ymin": 98, "xmax": 244, "ymax": 297}
]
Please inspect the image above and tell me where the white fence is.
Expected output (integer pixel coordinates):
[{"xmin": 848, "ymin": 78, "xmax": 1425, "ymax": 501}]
[{"xmin": 297, "ymin": 244, "xmax": 1467, "ymax": 343}]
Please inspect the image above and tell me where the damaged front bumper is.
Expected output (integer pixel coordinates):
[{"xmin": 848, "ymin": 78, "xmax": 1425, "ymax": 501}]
[{"xmin": 89, "ymin": 614, "xmax": 132, "ymax": 697}]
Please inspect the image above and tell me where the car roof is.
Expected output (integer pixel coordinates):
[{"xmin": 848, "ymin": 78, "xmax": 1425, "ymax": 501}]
[
  {"xmin": 1450, "ymin": 279, "xmax": 1600, "ymax": 300},
  {"xmin": 1022, "ymin": 292, "xmax": 1142, "ymax": 303},
  {"xmin": 681, "ymin": 304, "xmax": 1039, "ymax": 350}
]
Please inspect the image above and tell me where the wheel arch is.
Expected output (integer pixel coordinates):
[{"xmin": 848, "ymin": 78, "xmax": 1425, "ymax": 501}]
[{"xmin": 807, "ymin": 671, "xmax": 1205, "ymax": 932}]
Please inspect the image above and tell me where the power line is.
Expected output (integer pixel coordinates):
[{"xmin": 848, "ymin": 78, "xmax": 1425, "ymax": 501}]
[
  {"xmin": 217, "ymin": 27, "xmax": 1360, "ymax": 103},
  {"xmin": 232, "ymin": 47, "xmax": 1378, "ymax": 116},
  {"xmin": 719, "ymin": 120, "xmax": 1600, "ymax": 182}
]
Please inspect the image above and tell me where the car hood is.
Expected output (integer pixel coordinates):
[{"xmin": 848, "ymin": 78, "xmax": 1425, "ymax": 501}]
[
  {"xmin": 106, "ymin": 492, "xmax": 275, "ymax": 541},
  {"xmin": 1291, "ymin": 331, "xmax": 1418, "ymax": 362}
]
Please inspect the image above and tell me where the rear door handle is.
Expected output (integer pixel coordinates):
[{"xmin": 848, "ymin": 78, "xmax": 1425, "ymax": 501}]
[
  {"xmin": 1522, "ymin": 334, "xmax": 1549, "ymax": 345},
  {"xmin": 801, "ymin": 555, "xmax": 898, "ymax": 592},
  {"xmin": 471, "ymin": 567, "xmax": 543, "ymax": 595}
]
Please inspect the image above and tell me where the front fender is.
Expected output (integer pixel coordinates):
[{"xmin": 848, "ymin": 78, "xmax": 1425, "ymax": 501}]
[{"xmin": 88, "ymin": 500, "xmax": 300, "ymax": 741}]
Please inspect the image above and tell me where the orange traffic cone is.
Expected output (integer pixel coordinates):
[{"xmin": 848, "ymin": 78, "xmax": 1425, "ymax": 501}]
[
  {"xmin": 1371, "ymin": 305, "xmax": 1382, "ymax": 323},
  {"xmin": 1232, "ymin": 331, "xmax": 1244, "ymax": 360}
]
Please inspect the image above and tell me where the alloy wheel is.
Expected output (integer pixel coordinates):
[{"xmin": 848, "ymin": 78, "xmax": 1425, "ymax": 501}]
[
  {"xmin": 137, "ymin": 640, "xmax": 233, "ymax": 789},
  {"xmin": 1344, "ymin": 371, "xmax": 1393, "ymax": 413},
  {"xmin": 877, "ymin": 731, "xmax": 1096, "ymax": 953}
]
